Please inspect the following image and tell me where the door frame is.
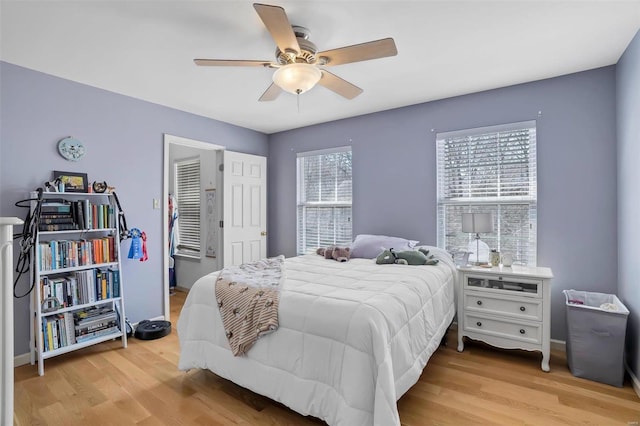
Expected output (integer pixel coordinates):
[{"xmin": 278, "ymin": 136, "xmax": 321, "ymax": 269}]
[{"xmin": 162, "ymin": 134, "xmax": 224, "ymax": 320}]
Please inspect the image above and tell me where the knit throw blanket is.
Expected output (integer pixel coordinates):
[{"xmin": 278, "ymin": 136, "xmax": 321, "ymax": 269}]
[{"xmin": 215, "ymin": 255, "xmax": 285, "ymax": 356}]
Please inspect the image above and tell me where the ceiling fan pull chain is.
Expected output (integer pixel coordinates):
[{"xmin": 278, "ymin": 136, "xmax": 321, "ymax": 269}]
[{"xmin": 296, "ymin": 89, "xmax": 301, "ymax": 113}]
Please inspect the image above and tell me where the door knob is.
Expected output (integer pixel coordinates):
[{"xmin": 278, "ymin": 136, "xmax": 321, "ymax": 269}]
[{"xmin": 260, "ymin": 231, "xmax": 267, "ymax": 236}]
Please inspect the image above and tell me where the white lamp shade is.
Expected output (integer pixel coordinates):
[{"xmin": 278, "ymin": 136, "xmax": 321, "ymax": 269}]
[
  {"xmin": 461, "ymin": 212, "xmax": 494, "ymax": 233},
  {"xmin": 272, "ymin": 63, "xmax": 322, "ymax": 94}
]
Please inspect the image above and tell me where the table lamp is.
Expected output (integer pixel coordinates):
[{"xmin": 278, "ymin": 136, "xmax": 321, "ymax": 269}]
[{"xmin": 462, "ymin": 212, "xmax": 494, "ymax": 265}]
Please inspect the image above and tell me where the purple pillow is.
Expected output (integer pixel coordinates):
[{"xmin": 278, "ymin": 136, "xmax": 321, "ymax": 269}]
[{"xmin": 350, "ymin": 234, "xmax": 419, "ymax": 259}]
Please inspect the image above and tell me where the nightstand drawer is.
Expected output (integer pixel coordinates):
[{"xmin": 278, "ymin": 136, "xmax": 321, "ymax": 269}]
[
  {"xmin": 464, "ymin": 313, "xmax": 542, "ymax": 344},
  {"xmin": 465, "ymin": 292, "xmax": 542, "ymax": 321},
  {"xmin": 465, "ymin": 275, "xmax": 542, "ymax": 298}
]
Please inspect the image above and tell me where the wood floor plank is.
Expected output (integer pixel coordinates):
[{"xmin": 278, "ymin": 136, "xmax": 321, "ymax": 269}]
[{"xmin": 14, "ymin": 288, "xmax": 640, "ymax": 425}]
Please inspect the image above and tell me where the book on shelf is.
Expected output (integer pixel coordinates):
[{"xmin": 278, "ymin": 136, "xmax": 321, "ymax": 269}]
[
  {"xmin": 64, "ymin": 312, "xmax": 76, "ymax": 346},
  {"xmin": 75, "ymin": 326, "xmax": 120, "ymax": 343},
  {"xmin": 39, "ymin": 223, "xmax": 79, "ymax": 232},
  {"xmin": 40, "ymin": 217, "xmax": 75, "ymax": 224},
  {"xmin": 41, "ymin": 202, "xmax": 72, "ymax": 215}
]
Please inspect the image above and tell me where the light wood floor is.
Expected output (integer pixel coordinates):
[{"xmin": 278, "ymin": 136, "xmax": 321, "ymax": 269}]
[{"xmin": 15, "ymin": 289, "xmax": 640, "ymax": 425}]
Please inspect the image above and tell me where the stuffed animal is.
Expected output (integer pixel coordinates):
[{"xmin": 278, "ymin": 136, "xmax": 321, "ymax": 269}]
[
  {"xmin": 316, "ymin": 246, "xmax": 351, "ymax": 262},
  {"xmin": 316, "ymin": 246, "xmax": 335, "ymax": 259},
  {"xmin": 376, "ymin": 247, "xmax": 439, "ymax": 265},
  {"xmin": 331, "ymin": 246, "xmax": 351, "ymax": 262}
]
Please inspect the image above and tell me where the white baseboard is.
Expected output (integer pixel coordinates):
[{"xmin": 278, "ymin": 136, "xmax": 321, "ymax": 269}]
[
  {"xmin": 136, "ymin": 315, "xmax": 166, "ymax": 325},
  {"xmin": 550, "ymin": 338, "xmax": 566, "ymax": 353},
  {"xmin": 14, "ymin": 352, "xmax": 30, "ymax": 368}
]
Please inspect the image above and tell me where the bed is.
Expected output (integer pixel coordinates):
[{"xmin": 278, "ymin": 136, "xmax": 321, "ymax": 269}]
[{"xmin": 177, "ymin": 245, "xmax": 457, "ymax": 426}]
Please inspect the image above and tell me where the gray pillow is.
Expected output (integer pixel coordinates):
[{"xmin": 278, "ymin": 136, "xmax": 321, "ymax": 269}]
[{"xmin": 350, "ymin": 234, "xmax": 418, "ymax": 259}]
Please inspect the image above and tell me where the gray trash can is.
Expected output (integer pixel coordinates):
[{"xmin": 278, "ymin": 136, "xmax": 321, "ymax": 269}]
[{"xmin": 563, "ymin": 290, "xmax": 629, "ymax": 387}]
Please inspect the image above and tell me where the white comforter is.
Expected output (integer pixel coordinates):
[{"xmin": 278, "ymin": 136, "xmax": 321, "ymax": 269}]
[{"xmin": 178, "ymin": 247, "xmax": 456, "ymax": 426}]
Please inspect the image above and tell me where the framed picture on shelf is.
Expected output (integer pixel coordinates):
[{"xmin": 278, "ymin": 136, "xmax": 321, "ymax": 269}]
[{"xmin": 53, "ymin": 171, "xmax": 89, "ymax": 193}]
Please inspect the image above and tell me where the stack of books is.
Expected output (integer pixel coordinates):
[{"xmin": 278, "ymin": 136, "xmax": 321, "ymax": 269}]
[
  {"xmin": 73, "ymin": 305, "xmax": 119, "ymax": 344},
  {"xmin": 39, "ymin": 201, "xmax": 78, "ymax": 231}
]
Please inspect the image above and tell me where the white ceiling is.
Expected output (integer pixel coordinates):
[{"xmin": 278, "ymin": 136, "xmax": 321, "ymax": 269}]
[{"xmin": 1, "ymin": 1, "xmax": 639, "ymax": 134}]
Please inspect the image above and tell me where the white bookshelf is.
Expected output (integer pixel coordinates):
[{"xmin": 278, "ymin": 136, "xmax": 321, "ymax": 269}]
[{"xmin": 29, "ymin": 192, "xmax": 127, "ymax": 376}]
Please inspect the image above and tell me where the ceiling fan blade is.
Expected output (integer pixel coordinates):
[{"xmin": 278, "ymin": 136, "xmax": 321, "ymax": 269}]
[
  {"xmin": 318, "ymin": 70, "xmax": 363, "ymax": 99},
  {"xmin": 258, "ymin": 83, "xmax": 283, "ymax": 102},
  {"xmin": 194, "ymin": 59, "xmax": 272, "ymax": 67},
  {"xmin": 318, "ymin": 38, "xmax": 397, "ymax": 67},
  {"xmin": 253, "ymin": 3, "xmax": 300, "ymax": 55}
]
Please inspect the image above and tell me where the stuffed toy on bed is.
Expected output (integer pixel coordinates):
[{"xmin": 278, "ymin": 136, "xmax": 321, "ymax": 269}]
[
  {"xmin": 316, "ymin": 246, "xmax": 351, "ymax": 262},
  {"xmin": 376, "ymin": 247, "xmax": 439, "ymax": 265}
]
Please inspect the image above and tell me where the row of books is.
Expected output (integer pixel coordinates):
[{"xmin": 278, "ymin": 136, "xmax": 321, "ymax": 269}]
[
  {"xmin": 41, "ymin": 306, "xmax": 120, "ymax": 352},
  {"xmin": 39, "ymin": 200, "xmax": 116, "ymax": 231},
  {"xmin": 40, "ymin": 268, "xmax": 121, "ymax": 310},
  {"xmin": 38, "ymin": 236, "xmax": 117, "ymax": 271}
]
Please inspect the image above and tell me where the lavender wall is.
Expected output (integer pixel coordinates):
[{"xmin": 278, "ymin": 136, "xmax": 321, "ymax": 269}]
[
  {"xmin": 617, "ymin": 30, "xmax": 640, "ymax": 380},
  {"xmin": 268, "ymin": 66, "xmax": 618, "ymax": 342},
  {"xmin": 0, "ymin": 61, "xmax": 268, "ymax": 356}
]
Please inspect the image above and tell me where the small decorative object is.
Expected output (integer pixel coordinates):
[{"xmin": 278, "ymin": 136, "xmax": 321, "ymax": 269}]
[
  {"xmin": 490, "ymin": 250, "xmax": 500, "ymax": 266},
  {"xmin": 43, "ymin": 178, "xmax": 62, "ymax": 192},
  {"xmin": 128, "ymin": 228, "xmax": 143, "ymax": 259},
  {"xmin": 462, "ymin": 212, "xmax": 494, "ymax": 265},
  {"xmin": 53, "ymin": 171, "xmax": 88, "ymax": 193},
  {"xmin": 92, "ymin": 181, "xmax": 108, "ymax": 193},
  {"xmin": 501, "ymin": 253, "xmax": 513, "ymax": 267},
  {"xmin": 57, "ymin": 137, "xmax": 86, "ymax": 161}
]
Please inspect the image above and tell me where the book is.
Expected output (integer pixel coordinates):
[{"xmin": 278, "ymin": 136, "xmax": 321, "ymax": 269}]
[
  {"xmin": 111, "ymin": 269, "xmax": 120, "ymax": 298},
  {"xmin": 41, "ymin": 203, "xmax": 72, "ymax": 214},
  {"xmin": 84, "ymin": 199, "xmax": 92, "ymax": 229},
  {"xmin": 73, "ymin": 201, "xmax": 86, "ymax": 229},
  {"xmin": 75, "ymin": 326, "xmax": 120, "ymax": 343},
  {"xmin": 97, "ymin": 204, "xmax": 104, "ymax": 229},
  {"xmin": 64, "ymin": 312, "xmax": 76, "ymax": 345},
  {"xmin": 40, "ymin": 217, "xmax": 75, "ymax": 224},
  {"xmin": 45, "ymin": 320, "xmax": 53, "ymax": 351},
  {"xmin": 39, "ymin": 223, "xmax": 79, "ymax": 231}
]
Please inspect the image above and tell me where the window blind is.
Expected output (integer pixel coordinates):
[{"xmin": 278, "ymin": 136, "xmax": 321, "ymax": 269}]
[
  {"xmin": 436, "ymin": 121, "xmax": 537, "ymax": 265},
  {"xmin": 175, "ymin": 157, "xmax": 201, "ymax": 255},
  {"xmin": 297, "ymin": 147, "xmax": 352, "ymax": 255}
]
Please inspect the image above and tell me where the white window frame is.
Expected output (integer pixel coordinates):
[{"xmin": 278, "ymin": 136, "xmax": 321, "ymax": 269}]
[
  {"xmin": 174, "ymin": 157, "xmax": 201, "ymax": 258},
  {"xmin": 297, "ymin": 146, "xmax": 353, "ymax": 255},
  {"xmin": 436, "ymin": 121, "xmax": 537, "ymax": 266}
]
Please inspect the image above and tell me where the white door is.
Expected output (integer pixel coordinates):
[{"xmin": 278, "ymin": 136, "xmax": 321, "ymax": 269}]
[{"xmin": 223, "ymin": 151, "xmax": 267, "ymax": 267}]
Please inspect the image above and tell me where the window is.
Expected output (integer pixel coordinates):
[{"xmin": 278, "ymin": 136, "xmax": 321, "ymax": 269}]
[
  {"xmin": 297, "ymin": 147, "xmax": 352, "ymax": 255},
  {"xmin": 436, "ymin": 121, "xmax": 537, "ymax": 265},
  {"xmin": 175, "ymin": 157, "xmax": 201, "ymax": 256}
]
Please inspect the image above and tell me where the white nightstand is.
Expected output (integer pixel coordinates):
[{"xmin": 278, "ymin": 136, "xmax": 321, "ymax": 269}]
[{"xmin": 457, "ymin": 264, "xmax": 554, "ymax": 372}]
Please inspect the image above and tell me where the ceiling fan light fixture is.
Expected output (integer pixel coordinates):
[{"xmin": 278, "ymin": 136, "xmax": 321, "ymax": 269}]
[{"xmin": 272, "ymin": 63, "xmax": 322, "ymax": 95}]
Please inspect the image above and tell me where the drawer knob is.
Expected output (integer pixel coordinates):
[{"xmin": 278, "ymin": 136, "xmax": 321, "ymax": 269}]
[
  {"xmin": 520, "ymin": 306, "xmax": 526, "ymax": 312},
  {"xmin": 476, "ymin": 321, "xmax": 482, "ymax": 327},
  {"xmin": 520, "ymin": 329, "xmax": 526, "ymax": 334},
  {"xmin": 477, "ymin": 300, "xmax": 483, "ymax": 306}
]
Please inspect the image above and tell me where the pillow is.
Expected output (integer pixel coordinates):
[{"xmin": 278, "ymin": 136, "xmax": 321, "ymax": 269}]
[{"xmin": 350, "ymin": 234, "xmax": 419, "ymax": 259}]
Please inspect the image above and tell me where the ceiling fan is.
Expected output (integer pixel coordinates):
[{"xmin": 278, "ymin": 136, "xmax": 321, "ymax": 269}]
[{"xmin": 194, "ymin": 3, "xmax": 398, "ymax": 101}]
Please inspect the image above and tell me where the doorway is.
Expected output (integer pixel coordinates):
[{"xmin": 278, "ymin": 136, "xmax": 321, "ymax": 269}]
[{"xmin": 162, "ymin": 134, "xmax": 224, "ymax": 319}]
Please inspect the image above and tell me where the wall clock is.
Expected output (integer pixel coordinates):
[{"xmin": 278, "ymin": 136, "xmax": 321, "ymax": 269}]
[{"xmin": 57, "ymin": 137, "xmax": 86, "ymax": 161}]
